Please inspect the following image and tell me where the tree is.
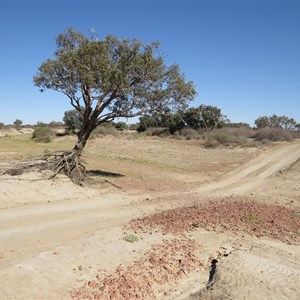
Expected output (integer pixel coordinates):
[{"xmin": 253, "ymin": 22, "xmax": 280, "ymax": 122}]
[
  {"xmin": 158, "ymin": 111, "xmax": 185, "ymax": 134},
  {"xmin": 33, "ymin": 28, "xmax": 196, "ymax": 183},
  {"xmin": 137, "ymin": 115, "xmax": 159, "ymax": 132},
  {"xmin": 14, "ymin": 119, "xmax": 23, "ymax": 129},
  {"xmin": 255, "ymin": 114, "xmax": 297, "ymax": 130},
  {"xmin": 279, "ymin": 115, "xmax": 296, "ymax": 130},
  {"xmin": 114, "ymin": 121, "xmax": 128, "ymax": 131},
  {"xmin": 183, "ymin": 105, "xmax": 226, "ymax": 131},
  {"xmin": 254, "ymin": 116, "xmax": 270, "ymax": 128},
  {"xmin": 63, "ymin": 109, "xmax": 83, "ymax": 133}
]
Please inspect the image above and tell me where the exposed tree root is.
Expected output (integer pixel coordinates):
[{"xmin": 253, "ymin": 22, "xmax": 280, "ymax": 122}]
[
  {"xmin": 50, "ymin": 151, "xmax": 85, "ymax": 185},
  {"xmin": 2, "ymin": 150, "xmax": 86, "ymax": 185}
]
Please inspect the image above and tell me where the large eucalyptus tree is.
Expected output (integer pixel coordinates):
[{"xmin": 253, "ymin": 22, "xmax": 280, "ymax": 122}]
[{"xmin": 34, "ymin": 28, "xmax": 196, "ymax": 183}]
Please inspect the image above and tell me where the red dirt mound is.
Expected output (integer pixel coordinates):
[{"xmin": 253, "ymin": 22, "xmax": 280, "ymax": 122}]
[
  {"xmin": 128, "ymin": 199, "xmax": 300, "ymax": 244},
  {"xmin": 71, "ymin": 239, "xmax": 203, "ymax": 299}
]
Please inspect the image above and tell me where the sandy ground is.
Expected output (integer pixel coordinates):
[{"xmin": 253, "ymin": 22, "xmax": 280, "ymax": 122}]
[{"xmin": 0, "ymin": 134, "xmax": 299, "ymax": 299}]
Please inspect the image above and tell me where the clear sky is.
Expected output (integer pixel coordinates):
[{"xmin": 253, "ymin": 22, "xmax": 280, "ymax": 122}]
[{"xmin": 0, "ymin": 0, "xmax": 299, "ymax": 126}]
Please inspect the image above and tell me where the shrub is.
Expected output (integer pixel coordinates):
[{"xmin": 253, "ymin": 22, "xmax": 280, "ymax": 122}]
[
  {"xmin": 143, "ymin": 127, "xmax": 170, "ymax": 137},
  {"xmin": 173, "ymin": 127, "xmax": 202, "ymax": 140},
  {"xmin": 221, "ymin": 127, "xmax": 255, "ymax": 139},
  {"xmin": 32, "ymin": 127, "xmax": 55, "ymax": 142},
  {"xmin": 291, "ymin": 131, "xmax": 300, "ymax": 139},
  {"xmin": 123, "ymin": 233, "xmax": 139, "ymax": 243},
  {"xmin": 129, "ymin": 123, "xmax": 139, "ymax": 131},
  {"xmin": 90, "ymin": 125, "xmax": 120, "ymax": 138},
  {"xmin": 203, "ymin": 129, "xmax": 248, "ymax": 147},
  {"xmin": 253, "ymin": 128, "xmax": 293, "ymax": 141},
  {"xmin": 207, "ymin": 130, "xmax": 240, "ymax": 144},
  {"xmin": 114, "ymin": 121, "xmax": 128, "ymax": 131}
]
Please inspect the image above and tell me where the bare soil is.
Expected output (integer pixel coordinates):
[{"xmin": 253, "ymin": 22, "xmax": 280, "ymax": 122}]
[{"xmin": 0, "ymin": 132, "xmax": 300, "ymax": 299}]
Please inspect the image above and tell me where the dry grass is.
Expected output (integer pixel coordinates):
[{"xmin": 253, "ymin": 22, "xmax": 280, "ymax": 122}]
[{"xmin": 0, "ymin": 130, "xmax": 260, "ymax": 186}]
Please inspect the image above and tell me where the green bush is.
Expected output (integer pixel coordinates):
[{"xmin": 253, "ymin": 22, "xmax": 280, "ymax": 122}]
[
  {"xmin": 114, "ymin": 121, "xmax": 128, "ymax": 131},
  {"xmin": 123, "ymin": 233, "xmax": 139, "ymax": 243},
  {"xmin": 32, "ymin": 127, "xmax": 54, "ymax": 142}
]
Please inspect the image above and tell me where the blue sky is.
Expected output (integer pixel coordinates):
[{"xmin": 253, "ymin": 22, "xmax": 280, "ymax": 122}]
[{"xmin": 0, "ymin": 0, "xmax": 299, "ymax": 126}]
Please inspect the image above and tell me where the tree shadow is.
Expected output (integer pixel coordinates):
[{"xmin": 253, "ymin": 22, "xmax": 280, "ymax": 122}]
[{"xmin": 86, "ymin": 169, "xmax": 125, "ymax": 178}]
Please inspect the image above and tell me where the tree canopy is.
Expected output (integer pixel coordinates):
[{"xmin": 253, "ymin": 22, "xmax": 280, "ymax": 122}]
[
  {"xmin": 34, "ymin": 28, "xmax": 195, "ymax": 131},
  {"xmin": 183, "ymin": 105, "xmax": 227, "ymax": 131},
  {"xmin": 255, "ymin": 114, "xmax": 297, "ymax": 130}
]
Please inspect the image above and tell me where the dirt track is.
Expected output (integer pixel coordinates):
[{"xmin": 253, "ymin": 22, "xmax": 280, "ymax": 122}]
[{"xmin": 0, "ymin": 139, "xmax": 300, "ymax": 299}]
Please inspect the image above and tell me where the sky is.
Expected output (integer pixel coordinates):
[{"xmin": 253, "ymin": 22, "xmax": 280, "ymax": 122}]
[{"xmin": 0, "ymin": 0, "xmax": 299, "ymax": 126}]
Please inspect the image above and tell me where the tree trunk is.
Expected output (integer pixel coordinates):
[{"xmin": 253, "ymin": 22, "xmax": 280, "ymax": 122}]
[{"xmin": 52, "ymin": 121, "xmax": 96, "ymax": 185}]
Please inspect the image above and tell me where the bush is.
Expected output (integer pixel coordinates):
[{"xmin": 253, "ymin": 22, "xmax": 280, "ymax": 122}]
[
  {"xmin": 221, "ymin": 127, "xmax": 255, "ymax": 139},
  {"xmin": 143, "ymin": 127, "xmax": 170, "ymax": 137},
  {"xmin": 114, "ymin": 121, "xmax": 128, "ymax": 131},
  {"xmin": 253, "ymin": 128, "xmax": 293, "ymax": 141},
  {"xmin": 291, "ymin": 131, "xmax": 300, "ymax": 139},
  {"xmin": 123, "ymin": 233, "xmax": 139, "ymax": 243},
  {"xmin": 203, "ymin": 129, "xmax": 247, "ymax": 147},
  {"xmin": 173, "ymin": 127, "xmax": 202, "ymax": 140},
  {"xmin": 90, "ymin": 125, "xmax": 120, "ymax": 138},
  {"xmin": 32, "ymin": 127, "xmax": 55, "ymax": 142}
]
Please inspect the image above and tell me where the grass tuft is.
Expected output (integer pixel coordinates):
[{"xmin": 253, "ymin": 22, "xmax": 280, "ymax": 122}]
[{"xmin": 123, "ymin": 233, "xmax": 139, "ymax": 243}]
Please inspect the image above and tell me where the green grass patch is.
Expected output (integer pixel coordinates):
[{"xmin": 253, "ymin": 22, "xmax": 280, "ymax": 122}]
[
  {"xmin": 245, "ymin": 213, "xmax": 260, "ymax": 224},
  {"xmin": 123, "ymin": 233, "xmax": 139, "ymax": 243}
]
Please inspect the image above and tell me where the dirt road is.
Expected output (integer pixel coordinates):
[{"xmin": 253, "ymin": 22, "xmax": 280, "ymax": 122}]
[
  {"xmin": 0, "ymin": 140, "xmax": 300, "ymax": 299},
  {"xmin": 197, "ymin": 140, "xmax": 300, "ymax": 195}
]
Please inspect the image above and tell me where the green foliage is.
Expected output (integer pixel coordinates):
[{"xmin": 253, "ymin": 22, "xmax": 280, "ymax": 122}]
[
  {"xmin": 34, "ymin": 27, "xmax": 196, "ymax": 153},
  {"xmin": 114, "ymin": 121, "xmax": 128, "ymax": 131},
  {"xmin": 137, "ymin": 112, "xmax": 184, "ymax": 134},
  {"xmin": 14, "ymin": 119, "xmax": 23, "ymax": 129},
  {"xmin": 129, "ymin": 123, "xmax": 139, "ymax": 131},
  {"xmin": 49, "ymin": 121, "xmax": 64, "ymax": 128},
  {"xmin": 36, "ymin": 121, "xmax": 47, "ymax": 127},
  {"xmin": 245, "ymin": 213, "xmax": 259, "ymax": 224},
  {"xmin": 159, "ymin": 112, "xmax": 185, "ymax": 134},
  {"xmin": 123, "ymin": 233, "xmax": 139, "ymax": 243},
  {"xmin": 255, "ymin": 114, "xmax": 297, "ymax": 131},
  {"xmin": 63, "ymin": 109, "xmax": 83, "ymax": 133},
  {"xmin": 225, "ymin": 122, "xmax": 251, "ymax": 128},
  {"xmin": 32, "ymin": 126, "xmax": 55, "ymax": 142},
  {"xmin": 183, "ymin": 105, "xmax": 227, "ymax": 131},
  {"xmin": 137, "ymin": 115, "xmax": 159, "ymax": 132}
]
